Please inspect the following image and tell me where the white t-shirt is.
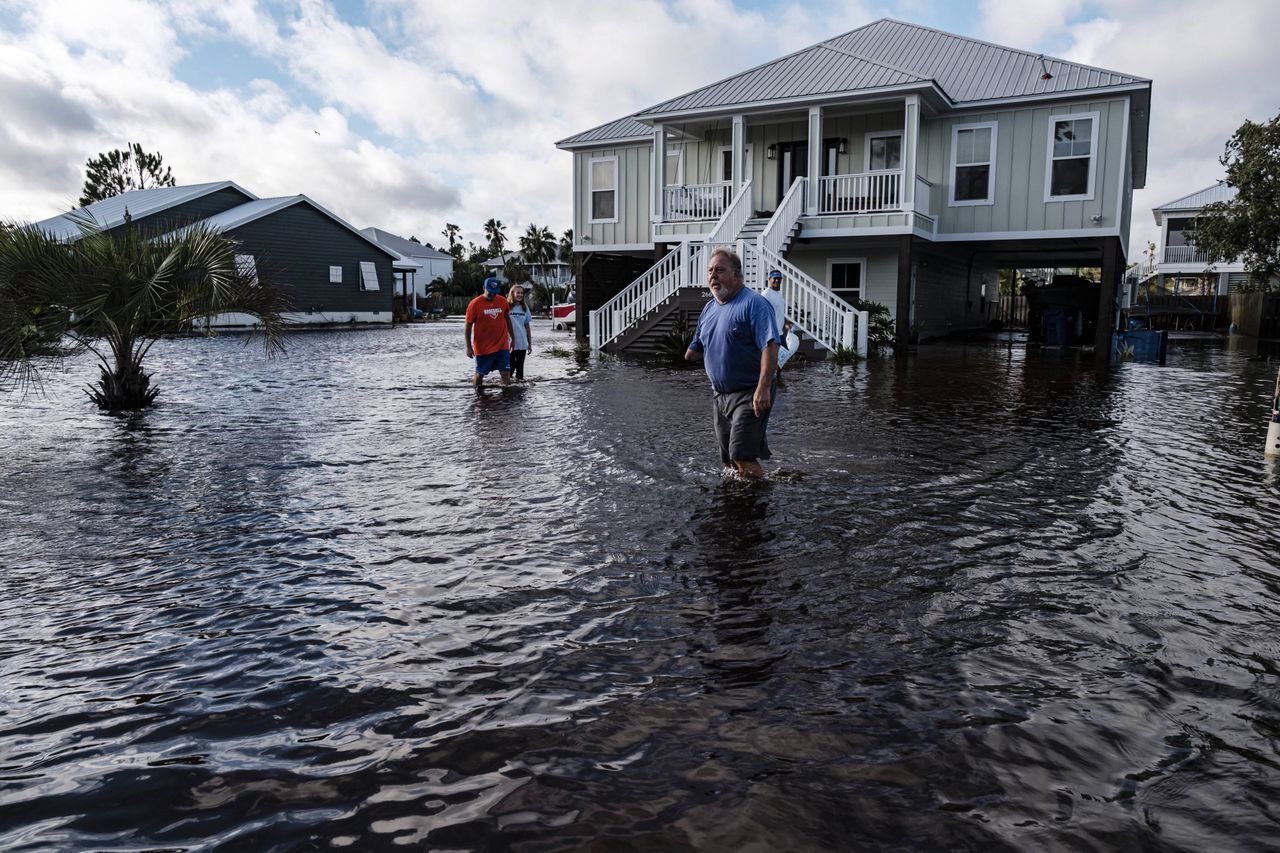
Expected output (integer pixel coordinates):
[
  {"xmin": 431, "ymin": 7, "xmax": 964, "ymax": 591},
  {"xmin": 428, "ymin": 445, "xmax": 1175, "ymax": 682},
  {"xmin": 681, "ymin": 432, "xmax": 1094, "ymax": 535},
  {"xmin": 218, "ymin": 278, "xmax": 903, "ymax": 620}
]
[{"xmin": 762, "ymin": 286, "xmax": 786, "ymax": 339}]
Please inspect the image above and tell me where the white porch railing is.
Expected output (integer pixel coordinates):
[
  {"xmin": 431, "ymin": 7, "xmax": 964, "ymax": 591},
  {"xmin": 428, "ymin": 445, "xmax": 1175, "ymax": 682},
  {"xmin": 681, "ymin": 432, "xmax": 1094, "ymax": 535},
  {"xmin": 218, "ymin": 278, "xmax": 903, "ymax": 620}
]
[
  {"xmin": 589, "ymin": 242, "xmax": 697, "ymax": 351},
  {"xmin": 663, "ymin": 181, "xmax": 732, "ymax": 221},
  {"xmin": 914, "ymin": 175, "xmax": 933, "ymax": 216},
  {"xmin": 705, "ymin": 180, "xmax": 753, "ymax": 244},
  {"xmin": 758, "ymin": 244, "xmax": 866, "ymax": 356},
  {"xmin": 760, "ymin": 176, "xmax": 806, "ymax": 258},
  {"xmin": 1162, "ymin": 245, "xmax": 1212, "ymax": 265},
  {"xmin": 817, "ymin": 169, "xmax": 903, "ymax": 214}
]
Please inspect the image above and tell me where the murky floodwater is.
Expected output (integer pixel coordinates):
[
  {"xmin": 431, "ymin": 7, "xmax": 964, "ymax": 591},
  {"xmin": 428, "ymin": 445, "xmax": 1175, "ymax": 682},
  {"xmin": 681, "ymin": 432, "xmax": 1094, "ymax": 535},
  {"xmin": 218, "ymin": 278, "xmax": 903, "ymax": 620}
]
[{"xmin": 2, "ymin": 321, "xmax": 1278, "ymax": 851}]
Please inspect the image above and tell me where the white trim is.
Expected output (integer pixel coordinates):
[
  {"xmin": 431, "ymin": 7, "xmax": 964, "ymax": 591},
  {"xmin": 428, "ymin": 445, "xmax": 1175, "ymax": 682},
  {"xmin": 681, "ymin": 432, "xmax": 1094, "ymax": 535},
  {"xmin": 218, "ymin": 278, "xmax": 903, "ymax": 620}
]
[
  {"xmin": 588, "ymin": 156, "xmax": 619, "ymax": 224},
  {"xmin": 573, "ymin": 242, "xmax": 652, "ymax": 252},
  {"xmin": 949, "ymin": 121, "xmax": 997, "ymax": 207},
  {"xmin": 865, "ymin": 130, "xmax": 903, "ymax": 172},
  {"xmin": 1044, "ymin": 111, "xmax": 1100, "ymax": 202},
  {"xmin": 932, "ymin": 226, "xmax": 1121, "ymax": 241},
  {"xmin": 329, "ymin": 265, "xmax": 342, "ymax": 284},
  {"xmin": 1114, "ymin": 97, "xmax": 1129, "ymax": 235},
  {"xmin": 826, "ymin": 257, "xmax": 867, "ymax": 301},
  {"xmin": 717, "ymin": 144, "xmax": 754, "ymax": 182},
  {"xmin": 799, "ymin": 227, "xmax": 914, "ymax": 237}
]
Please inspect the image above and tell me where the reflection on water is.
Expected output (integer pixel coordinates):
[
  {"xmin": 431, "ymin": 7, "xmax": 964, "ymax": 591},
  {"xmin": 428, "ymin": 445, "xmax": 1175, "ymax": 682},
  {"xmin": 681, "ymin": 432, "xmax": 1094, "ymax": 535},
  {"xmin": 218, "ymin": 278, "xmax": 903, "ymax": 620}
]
[{"xmin": 2, "ymin": 321, "xmax": 1279, "ymax": 851}]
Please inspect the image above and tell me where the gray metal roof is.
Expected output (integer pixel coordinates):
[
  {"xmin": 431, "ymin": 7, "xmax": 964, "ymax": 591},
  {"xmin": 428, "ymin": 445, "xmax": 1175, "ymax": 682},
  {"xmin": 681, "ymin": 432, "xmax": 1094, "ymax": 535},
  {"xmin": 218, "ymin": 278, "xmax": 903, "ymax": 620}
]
[
  {"xmin": 563, "ymin": 17, "xmax": 1151, "ymax": 148},
  {"xmin": 360, "ymin": 227, "xmax": 453, "ymax": 260},
  {"xmin": 189, "ymin": 195, "xmax": 394, "ymax": 258},
  {"xmin": 30, "ymin": 180, "xmax": 255, "ymax": 240},
  {"xmin": 1154, "ymin": 182, "xmax": 1235, "ymax": 212},
  {"xmin": 556, "ymin": 115, "xmax": 653, "ymax": 148}
]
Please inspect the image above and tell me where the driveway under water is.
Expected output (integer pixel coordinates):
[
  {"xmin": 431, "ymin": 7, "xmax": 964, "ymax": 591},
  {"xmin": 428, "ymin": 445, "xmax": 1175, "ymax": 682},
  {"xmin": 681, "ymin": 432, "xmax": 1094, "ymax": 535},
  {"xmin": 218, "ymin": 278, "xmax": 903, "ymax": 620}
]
[{"xmin": 1, "ymin": 321, "xmax": 1278, "ymax": 851}]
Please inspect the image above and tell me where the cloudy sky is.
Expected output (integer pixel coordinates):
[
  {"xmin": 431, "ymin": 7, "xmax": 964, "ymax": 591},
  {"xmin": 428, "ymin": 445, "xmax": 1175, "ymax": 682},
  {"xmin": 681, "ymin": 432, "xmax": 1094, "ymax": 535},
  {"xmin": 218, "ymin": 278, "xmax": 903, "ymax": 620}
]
[{"xmin": 1, "ymin": 0, "xmax": 1276, "ymax": 260}]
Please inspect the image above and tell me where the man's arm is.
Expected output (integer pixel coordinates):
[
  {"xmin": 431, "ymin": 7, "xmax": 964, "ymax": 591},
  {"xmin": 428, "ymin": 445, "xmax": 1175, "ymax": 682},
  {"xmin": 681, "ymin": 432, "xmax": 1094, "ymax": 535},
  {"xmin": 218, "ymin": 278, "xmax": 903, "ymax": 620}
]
[
  {"xmin": 685, "ymin": 346, "xmax": 702, "ymax": 361},
  {"xmin": 464, "ymin": 320, "xmax": 474, "ymax": 357},
  {"xmin": 752, "ymin": 341, "xmax": 779, "ymax": 417}
]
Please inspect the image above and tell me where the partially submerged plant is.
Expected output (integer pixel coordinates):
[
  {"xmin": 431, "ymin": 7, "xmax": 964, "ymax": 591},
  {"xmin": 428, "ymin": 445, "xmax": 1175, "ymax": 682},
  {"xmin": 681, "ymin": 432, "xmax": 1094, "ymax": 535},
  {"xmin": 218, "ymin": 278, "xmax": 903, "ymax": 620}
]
[
  {"xmin": 653, "ymin": 316, "xmax": 694, "ymax": 366},
  {"xmin": 830, "ymin": 343, "xmax": 860, "ymax": 365},
  {"xmin": 854, "ymin": 299, "xmax": 895, "ymax": 354}
]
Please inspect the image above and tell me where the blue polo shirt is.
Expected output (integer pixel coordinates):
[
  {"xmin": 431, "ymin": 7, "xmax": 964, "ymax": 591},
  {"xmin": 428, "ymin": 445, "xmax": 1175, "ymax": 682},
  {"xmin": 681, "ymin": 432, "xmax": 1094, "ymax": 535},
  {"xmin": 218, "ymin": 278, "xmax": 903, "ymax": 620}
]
[{"xmin": 688, "ymin": 287, "xmax": 779, "ymax": 393}]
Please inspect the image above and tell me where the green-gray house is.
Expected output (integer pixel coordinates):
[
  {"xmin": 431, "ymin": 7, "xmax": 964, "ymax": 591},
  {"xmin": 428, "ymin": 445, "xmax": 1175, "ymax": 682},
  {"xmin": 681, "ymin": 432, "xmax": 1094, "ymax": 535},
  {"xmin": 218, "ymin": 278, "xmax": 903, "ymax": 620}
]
[{"xmin": 556, "ymin": 18, "xmax": 1151, "ymax": 353}]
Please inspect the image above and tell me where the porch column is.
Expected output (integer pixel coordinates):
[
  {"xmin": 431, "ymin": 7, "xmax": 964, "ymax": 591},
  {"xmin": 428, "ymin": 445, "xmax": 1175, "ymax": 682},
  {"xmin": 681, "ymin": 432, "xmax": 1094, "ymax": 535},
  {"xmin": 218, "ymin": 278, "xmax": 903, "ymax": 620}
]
[
  {"xmin": 806, "ymin": 106, "xmax": 823, "ymax": 216},
  {"xmin": 731, "ymin": 114, "xmax": 746, "ymax": 195},
  {"xmin": 1096, "ymin": 236, "xmax": 1123, "ymax": 354},
  {"xmin": 902, "ymin": 94, "xmax": 919, "ymax": 211},
  {"xmin": 652, "ymin": 124, "xmax": 666, "ymax": 224},
  {"xmin": 1218, "ymin": 272, "xmax": 1230, "ymax": 295},
  {"xmin": 896, "ymin": 235, "xmax": 913, "ymax": 346}
]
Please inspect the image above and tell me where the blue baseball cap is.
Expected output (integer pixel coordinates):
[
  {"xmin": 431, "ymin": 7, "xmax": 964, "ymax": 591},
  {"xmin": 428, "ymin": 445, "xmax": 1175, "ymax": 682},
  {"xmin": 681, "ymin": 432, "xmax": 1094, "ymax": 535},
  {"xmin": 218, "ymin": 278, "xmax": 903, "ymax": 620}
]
[
  {"xmin": 483, "ymin": 277, "xmax": 501, "ymax": 295},
  {"xmin": 767, "ymin": 269, "xmax": 783, "ymax": 280}
]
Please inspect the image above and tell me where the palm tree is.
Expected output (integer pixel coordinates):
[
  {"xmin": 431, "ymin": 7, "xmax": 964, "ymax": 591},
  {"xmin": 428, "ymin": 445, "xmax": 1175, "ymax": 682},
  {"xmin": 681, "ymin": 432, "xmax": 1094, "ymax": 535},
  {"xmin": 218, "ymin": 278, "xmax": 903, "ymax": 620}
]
[
  {"xmin": 483, "ymin": 218, "xmax": 507, "ymax": 259},
  {"xmin": 441, "ymin": 223, "xmax": 462, "ymax": 259},
  {"xmin": 558, "ymin": 228, "xmax": 574, "ymax": 264},
  {"xmin": 0, "ymin": 214, "xmax": 284, "ymax": 410},
  {"xmin": 518, "ymin": 223, "xmax": 557, "ymax": 288}
]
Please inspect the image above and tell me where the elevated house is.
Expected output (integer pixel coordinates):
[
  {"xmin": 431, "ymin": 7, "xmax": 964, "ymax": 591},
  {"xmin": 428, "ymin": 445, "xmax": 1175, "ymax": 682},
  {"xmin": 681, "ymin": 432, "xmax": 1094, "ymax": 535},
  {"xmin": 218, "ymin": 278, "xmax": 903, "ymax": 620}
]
[
  {"xmin": 1136, "ymin": 182, "xmax": 1244, "ymax": 295},
  {"xmin": 556, "ymin": 18, "xmax": 1152, "ymax": 355},
  {"xmin": 482, "ymin": 251, "xmax": 575, "ymax": 288},
  {"xmin": 33, "ymin": 181, "xmax": 398, "ymax": 325}
]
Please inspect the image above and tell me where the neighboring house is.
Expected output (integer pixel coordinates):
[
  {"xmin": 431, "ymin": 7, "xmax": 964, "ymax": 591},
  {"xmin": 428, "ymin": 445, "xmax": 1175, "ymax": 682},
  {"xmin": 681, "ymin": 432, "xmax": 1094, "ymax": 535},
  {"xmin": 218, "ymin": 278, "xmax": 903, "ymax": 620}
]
[
  {"xmin": 482, "ymin": 251, "xmax": 575, "ymax": 288},
  {"xmin": 360, "ymin": 227, "xmax": 454, "ymax": 305},
  {"xmin": 32, "ymin": 181, "xmax": 397, "ymax": 326},
  {"xmin": 1136, "ymin": 182, "xmax": 1245, "ymax": 295},
  {"xmin": 556, "ymin": 18, "xmax": 1152, "ymax": 353}
]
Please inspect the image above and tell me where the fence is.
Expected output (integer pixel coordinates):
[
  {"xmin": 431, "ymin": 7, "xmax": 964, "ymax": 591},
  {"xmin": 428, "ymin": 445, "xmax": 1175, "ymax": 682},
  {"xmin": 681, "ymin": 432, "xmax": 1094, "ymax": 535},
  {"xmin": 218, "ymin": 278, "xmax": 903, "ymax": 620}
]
[
  {"xmin": 996, "ymin": 293, "xmax": 1029, "ymax": 329},
  {"xmin": 1129, "ymin": 294, "xmax": 1230, "ymax": 331}
]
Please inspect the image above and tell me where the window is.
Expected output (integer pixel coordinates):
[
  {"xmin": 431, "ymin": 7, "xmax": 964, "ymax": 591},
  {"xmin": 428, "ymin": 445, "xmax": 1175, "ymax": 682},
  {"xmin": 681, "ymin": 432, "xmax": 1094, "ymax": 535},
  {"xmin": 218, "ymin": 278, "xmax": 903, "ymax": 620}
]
[
  {"xmin": 665, "ymin": 146, "xmax": 684, "ymax": 187},
  {"xmin": 359, "ymin": 261, "xmax": 380, "ymax": 291},
  {"xmin": 950, "ymin": 122, "xmax": 996, "ymax": 205},
  {"xmin": 589, "ymin": 157, "xmax": 617, "ymax": 222},
  {"xmin": 718, "ymin": 146, "xmax": 754, "ymax": 182},
  {"xmin": 329, "ymin": 265, "xmax": 342, "ymax": 283},
  {"xmin": 827, "ymin": 258, "xmax": 866, "ymax": 304},
  {"xmin": 235, "ymin": 253, "xmax": 258, "ymax": 285},
  {"xmin": 866, "ymin": 132, "xmax": 902, "ymax": 171},
  {"xmin": 1046, "ymin": 113, "xmax": 1098, "ymax": 200}
]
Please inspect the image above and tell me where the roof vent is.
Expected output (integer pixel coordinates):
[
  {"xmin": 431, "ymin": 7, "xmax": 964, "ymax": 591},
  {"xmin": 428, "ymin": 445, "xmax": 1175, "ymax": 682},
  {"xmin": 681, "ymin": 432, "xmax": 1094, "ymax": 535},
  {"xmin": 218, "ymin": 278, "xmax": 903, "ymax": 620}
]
[{"xmin": 1037, "ymin": 54, "xmax": 1053, "ymax": 81}]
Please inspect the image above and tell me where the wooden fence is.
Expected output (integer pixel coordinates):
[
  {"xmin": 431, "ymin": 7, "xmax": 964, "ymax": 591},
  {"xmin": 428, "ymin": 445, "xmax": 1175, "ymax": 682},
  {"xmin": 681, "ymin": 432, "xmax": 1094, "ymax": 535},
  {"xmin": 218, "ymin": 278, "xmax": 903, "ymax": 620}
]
[{"xmin": 995, "ymin": 293, "xmax": 1029, "ymax": 329}]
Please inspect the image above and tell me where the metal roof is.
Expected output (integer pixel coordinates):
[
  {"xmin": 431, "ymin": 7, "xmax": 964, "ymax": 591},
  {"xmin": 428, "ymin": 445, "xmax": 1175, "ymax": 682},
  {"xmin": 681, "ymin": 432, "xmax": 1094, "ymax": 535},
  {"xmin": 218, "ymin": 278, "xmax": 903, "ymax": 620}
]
[
  {"xmin": 360, "ymin": 227, "xmax": 453, "ymax": 260},
  {"xmin": 1152, "ymin": 182, "xmax": 1235, "ymax": 225},
  {"xmin": 561, "ymin": 17, "xmax": 1151, "ymax": 147},
  {"xmin": 190, "ymin": 195, "xmax": 395, "ymax": 258},
  {"xmin": 30, "ymin": 180, "xmax": 255, "ymax": 240}
]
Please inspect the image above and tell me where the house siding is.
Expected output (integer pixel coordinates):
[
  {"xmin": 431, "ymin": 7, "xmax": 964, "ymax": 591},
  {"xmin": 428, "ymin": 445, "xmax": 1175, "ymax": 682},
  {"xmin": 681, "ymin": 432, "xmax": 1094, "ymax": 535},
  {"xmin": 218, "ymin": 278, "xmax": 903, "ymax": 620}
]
[
  {"xmin": 919, "ymin": 97, "xmax": 1128, "ymax": 237},
  {"xmin": 575, "ymin": 144, "xmax": 652, "ymax": 248},
  {"xmin": 227, "ymin": 204, "xmax": 395, "ymax": 317},
  {"xmin": 106, "ymin": 187, "xmax": 256, "ymax": 238}
]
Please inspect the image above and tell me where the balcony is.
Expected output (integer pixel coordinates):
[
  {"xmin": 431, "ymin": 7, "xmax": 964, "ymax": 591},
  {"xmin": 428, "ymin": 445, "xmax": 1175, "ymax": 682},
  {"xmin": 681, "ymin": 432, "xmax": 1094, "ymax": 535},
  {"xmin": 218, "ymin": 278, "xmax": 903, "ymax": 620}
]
[
  {"xmin": 663, "ymin": 181, "xmax": 732, "ymax": 222},
  {"xmin": 1162, "ymin": 245, "xmax": 1213, "ymax": 265},
  {"xmin": 817, "ymin": 169, "xmax": 903, "ymax": 214}
]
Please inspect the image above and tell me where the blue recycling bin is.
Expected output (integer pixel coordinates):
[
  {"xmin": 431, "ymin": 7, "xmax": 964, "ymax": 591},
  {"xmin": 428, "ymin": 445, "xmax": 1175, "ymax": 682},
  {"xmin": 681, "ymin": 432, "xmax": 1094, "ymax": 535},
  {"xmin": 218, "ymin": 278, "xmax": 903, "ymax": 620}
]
[{"xmin": 1042, "ymin": 308, "xmax": 1068, "ymax": 345}]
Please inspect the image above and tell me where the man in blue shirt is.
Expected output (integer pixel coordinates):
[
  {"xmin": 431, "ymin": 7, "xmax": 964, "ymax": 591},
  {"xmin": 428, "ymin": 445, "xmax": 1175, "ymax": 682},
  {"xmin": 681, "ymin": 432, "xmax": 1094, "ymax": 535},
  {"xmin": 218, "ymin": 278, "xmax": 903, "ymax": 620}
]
[{"xmin": 685, "ymin": 248, "xmax": 780, "ymax": 478}]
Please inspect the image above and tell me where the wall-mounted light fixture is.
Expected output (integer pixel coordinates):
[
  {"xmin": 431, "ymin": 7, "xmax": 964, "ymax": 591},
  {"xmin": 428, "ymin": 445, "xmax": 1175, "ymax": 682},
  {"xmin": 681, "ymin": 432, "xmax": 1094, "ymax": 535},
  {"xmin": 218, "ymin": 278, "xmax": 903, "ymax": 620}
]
[
  {"xmin": 837, "ymin": 138, "xmax": 847, "ymax": 155},
  {"xmin": 766, "ymin": 144, "xmax": 777, "ymax": 160}
]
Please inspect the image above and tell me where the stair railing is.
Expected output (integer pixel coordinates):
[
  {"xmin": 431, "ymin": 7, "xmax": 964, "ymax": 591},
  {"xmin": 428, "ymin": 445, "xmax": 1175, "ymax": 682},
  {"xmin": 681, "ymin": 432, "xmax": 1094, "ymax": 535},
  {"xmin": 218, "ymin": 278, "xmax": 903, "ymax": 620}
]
[
  {"xmin": 759, "ymin": 176, "xmax": 806, "ymax": 258},
  {"xmin": 757, "ymin": 244, "xmax": 867, "ymax": 355},
  {"xmin": 589, "ymin": 242, "xmax": 691, "ymax": 351},
  {"xmin": 705, "ymin": 179, "xmax": 753, "ymax": 245}
]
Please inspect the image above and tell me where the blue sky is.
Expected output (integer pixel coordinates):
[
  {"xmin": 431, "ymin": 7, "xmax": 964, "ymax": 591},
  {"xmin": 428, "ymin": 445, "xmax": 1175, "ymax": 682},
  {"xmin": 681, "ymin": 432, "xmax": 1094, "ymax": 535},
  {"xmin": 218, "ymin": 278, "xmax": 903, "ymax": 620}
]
[{"xmin": 1, "ymin": 0, "xmax": 1278, "ymax": 259}]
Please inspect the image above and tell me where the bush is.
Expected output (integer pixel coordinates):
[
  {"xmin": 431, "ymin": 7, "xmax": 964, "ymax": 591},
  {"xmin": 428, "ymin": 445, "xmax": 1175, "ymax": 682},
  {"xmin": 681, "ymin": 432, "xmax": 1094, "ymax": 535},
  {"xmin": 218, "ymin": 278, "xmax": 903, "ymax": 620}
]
[
  {"xmin": 854, "ymin": 299, "xmax": 895, "ymax": 354},
  {"xmin": 653, "ymin": 317, "xmax": 694, "ymax": 366}
]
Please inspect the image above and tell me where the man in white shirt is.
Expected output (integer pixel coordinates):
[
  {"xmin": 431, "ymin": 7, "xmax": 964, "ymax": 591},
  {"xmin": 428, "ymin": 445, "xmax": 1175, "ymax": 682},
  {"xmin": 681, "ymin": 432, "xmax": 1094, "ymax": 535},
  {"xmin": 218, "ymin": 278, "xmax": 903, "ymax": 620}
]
[{"xmin": 762, "ymin": 269, "xmax": 797, "ymax": 367}]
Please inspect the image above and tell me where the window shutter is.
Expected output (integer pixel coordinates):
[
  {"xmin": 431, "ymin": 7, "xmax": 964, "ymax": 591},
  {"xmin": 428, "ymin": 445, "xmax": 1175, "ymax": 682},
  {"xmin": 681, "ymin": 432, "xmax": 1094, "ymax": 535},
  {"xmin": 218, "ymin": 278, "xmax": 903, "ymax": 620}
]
[{"xmin": 359, "ymin": 261, "xmax": 380, "ymax": 291}]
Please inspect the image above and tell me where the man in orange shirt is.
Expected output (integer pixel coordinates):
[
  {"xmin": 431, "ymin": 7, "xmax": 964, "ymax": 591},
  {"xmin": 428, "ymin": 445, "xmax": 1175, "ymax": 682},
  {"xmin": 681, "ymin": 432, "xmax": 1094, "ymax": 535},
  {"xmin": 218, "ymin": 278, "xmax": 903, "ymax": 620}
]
[{"xmin": 464, "ymin": 277, "xmax": 516, "ymax": 386}]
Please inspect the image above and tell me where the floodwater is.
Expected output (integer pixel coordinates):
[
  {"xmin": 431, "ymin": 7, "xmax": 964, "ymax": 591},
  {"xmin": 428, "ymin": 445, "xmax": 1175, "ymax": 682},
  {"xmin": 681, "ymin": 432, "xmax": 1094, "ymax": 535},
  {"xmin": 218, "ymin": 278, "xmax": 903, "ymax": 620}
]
[{"xmin": 2, "ymin": 320, "xmax": 1279, "ymax": 852}]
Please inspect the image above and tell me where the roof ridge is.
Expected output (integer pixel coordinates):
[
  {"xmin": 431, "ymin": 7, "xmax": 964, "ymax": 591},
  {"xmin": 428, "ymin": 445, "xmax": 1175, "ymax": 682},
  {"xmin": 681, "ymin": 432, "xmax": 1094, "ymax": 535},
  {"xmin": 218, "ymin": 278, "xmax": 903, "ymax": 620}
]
[
  {"xmin": 814, "ymin": 39, "xmax": 930, "ymax": 85},
  {"xmin": 872, "ymin": 17, "xmax": 1151, "ymax": 85}
]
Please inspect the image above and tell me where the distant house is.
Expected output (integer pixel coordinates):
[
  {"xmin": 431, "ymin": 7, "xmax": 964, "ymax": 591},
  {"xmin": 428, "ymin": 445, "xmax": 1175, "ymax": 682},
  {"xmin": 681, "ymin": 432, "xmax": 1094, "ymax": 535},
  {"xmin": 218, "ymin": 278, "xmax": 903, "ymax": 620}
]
[
  {"xmin": 1136, "ymin": 182, "xmax": 1245, "ymax": 295},
  {"xmin": 360, "ymin": 228, "xmax": 454, "ymax": 306},
  {"xmin": 557, "ymin": 18, "xmax": 1152, "ymax": 354},
  {"xmin": 482, "ymin": 251, "xmax": 574, "ymax": 290},
  {"xmin": 32, "ymin": 181, "xmax": 398, "ymax": 325}
]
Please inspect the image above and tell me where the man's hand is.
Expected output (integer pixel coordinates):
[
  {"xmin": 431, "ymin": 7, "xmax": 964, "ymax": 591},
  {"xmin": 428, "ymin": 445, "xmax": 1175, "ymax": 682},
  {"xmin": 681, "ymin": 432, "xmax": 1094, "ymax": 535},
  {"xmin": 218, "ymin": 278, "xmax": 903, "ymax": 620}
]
[
  {"xmin": 466, "ymin": 345, "xmax": 474, "ymax": 358},
  {"xmin": 752, "ymin": 385, "xmax": 772, "ymax": 417}
]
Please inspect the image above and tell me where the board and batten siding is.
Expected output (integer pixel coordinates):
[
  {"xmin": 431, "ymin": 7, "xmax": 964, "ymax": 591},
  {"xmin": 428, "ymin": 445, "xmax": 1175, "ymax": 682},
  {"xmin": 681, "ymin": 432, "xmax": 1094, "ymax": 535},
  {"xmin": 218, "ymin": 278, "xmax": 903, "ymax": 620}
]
[
  {"xmin": 918, "ymin": 97, "xmax": 1129, "ymax": 237},
  {"xmin": 106, "ymin": 187, "xmax": 255, "ymax": 239},
  {"xmin": 228, "ymin": 203, "xmax": 395, "ymax": 316},
  {"xmin": 575, "ymin": 144, "xmax": 652, "ymax": 249}
]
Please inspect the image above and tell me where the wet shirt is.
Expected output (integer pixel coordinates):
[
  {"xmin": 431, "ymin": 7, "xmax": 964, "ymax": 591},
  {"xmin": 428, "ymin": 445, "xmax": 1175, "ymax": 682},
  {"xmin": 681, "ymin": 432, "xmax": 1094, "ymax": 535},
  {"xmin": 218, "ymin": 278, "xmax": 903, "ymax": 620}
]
[
  {"xmin": 509, "ymin": 304, "xmax": 532, "ymax": 350},
  {"xmin": 465, "ymin": 294, "xmax": 511, "ymax": 356},
  {"xmin": 688, "ymin": 287, "xmax": 779, "ymax": 394}
]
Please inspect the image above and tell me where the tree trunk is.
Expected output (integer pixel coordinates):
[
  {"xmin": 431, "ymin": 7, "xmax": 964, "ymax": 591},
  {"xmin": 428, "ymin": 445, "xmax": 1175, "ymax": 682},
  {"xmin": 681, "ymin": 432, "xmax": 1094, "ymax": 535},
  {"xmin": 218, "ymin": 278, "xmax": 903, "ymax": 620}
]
[{"xmin": 88, "ymin": 351, "xmax": 158, "ymax": 410}]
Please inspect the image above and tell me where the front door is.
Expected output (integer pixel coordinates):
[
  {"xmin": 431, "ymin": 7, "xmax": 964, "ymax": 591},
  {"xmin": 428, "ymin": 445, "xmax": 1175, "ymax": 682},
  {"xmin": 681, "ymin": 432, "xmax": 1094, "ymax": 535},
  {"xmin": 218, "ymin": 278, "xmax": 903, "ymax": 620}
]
[{"xmin": 776, "ymin": 141, "xmax": 808, "ymax": 203}]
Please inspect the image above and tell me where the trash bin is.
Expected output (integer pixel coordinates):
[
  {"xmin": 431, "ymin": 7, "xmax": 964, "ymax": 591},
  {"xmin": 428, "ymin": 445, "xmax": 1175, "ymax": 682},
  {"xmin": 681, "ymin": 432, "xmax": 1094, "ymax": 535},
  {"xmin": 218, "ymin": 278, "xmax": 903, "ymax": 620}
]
[{"xmin": 1043, "ymin": 308, "xmax": 1068, "ymax": 346}]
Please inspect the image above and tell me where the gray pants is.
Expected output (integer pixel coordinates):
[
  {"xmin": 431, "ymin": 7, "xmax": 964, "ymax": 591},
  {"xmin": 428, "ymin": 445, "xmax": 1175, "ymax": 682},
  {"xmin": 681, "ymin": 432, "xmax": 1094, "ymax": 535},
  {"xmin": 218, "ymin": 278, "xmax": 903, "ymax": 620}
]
[{"xmin": 713, "ymin": 387, "xmax": 772, "ymax": 465}]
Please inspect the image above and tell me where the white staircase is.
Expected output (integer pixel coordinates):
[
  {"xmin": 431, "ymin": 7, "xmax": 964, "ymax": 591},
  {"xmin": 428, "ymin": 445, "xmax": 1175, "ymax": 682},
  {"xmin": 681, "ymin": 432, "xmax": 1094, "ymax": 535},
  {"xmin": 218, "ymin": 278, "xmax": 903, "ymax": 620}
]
[{"xmin": 589, "ymin": 175, "xmax": 868, "ymax": 356}]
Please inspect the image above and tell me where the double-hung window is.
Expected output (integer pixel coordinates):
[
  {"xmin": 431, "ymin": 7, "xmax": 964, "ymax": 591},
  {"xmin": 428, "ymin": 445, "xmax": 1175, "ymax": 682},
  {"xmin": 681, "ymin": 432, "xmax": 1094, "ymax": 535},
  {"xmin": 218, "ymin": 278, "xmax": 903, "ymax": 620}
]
[
  {"xmin": 589, "ymin": 157, "xmax": 618, "ymax": 223},
  {"xmin": 1046, "ymin": 113, "xmax": 1098, "ymax": 200},
  {"xmin": 950, "ymin": 122, "xmax": 997, "ymax": 206},
  {"xmin": 665, "ymin": 146, "xmax": 684, "ymax": 187},
  {"xmin": 866, "ymin": 132, "xmax": 902, "ymax": 171},
  {"xmin": 235, "ymin": 253, "xmax": 258, "ymax": 285}
]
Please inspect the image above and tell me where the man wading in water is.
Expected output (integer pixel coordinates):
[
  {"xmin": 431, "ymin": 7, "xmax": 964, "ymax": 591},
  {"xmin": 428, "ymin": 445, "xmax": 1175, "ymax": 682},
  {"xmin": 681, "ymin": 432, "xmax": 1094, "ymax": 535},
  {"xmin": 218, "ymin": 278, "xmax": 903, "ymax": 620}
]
[{"xmin": 685, "ymin": 248, "xmax": 780, "ymax": 479}]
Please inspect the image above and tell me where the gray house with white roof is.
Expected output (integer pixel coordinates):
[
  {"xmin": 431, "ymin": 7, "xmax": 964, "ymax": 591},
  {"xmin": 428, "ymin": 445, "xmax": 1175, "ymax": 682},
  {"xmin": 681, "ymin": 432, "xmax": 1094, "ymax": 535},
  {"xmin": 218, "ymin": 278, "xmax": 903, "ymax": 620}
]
[
  {"xmin": 1136, "ymin": 182, "xmax": 1246, "ymax": 295},
  {"xmin": 557, "ymin": 18, "xmax": 1152, "ymax": 353},
  {"xmin": 360, "ymin": 227, "xmax": 454, "ymax": 306},
  {"xmin": 33, "ymin": 181, "xmax": 397, "ymax": 325}
]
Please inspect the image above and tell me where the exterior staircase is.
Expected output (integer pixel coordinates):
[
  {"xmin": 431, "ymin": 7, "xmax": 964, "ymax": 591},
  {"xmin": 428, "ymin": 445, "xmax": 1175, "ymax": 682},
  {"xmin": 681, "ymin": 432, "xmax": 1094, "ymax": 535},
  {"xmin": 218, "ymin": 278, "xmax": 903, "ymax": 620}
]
[{"xmin": 609, "ymin": 287, "xmax": 710, "ymax": 356}]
